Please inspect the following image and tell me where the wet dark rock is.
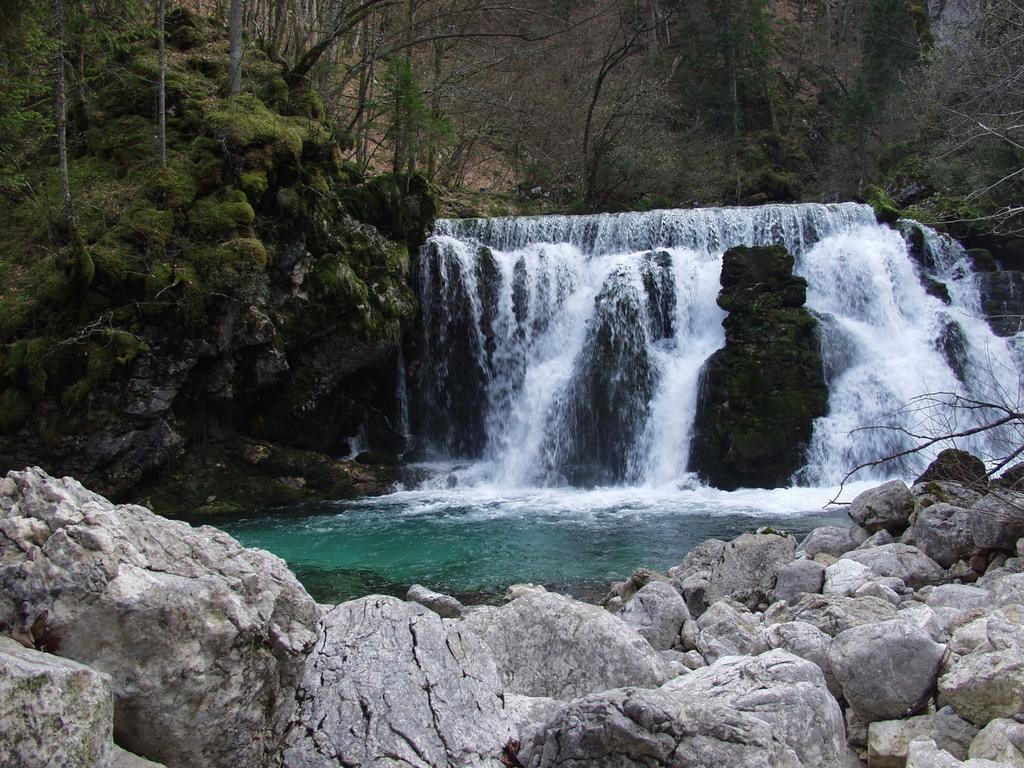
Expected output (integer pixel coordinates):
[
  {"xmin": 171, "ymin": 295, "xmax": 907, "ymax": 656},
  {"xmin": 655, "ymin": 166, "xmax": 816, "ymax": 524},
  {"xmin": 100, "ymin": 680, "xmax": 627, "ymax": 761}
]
[
  {"xmin": 690, "ymin": 245, "xmax": 828, "ymax": 490},
  {"xmin": 916, "ymin": 449, "xmax": 989, "ymax": 487},
  {"xmin": 976, "ymin": 270, "xmax": 1024, "ymax": 337}
]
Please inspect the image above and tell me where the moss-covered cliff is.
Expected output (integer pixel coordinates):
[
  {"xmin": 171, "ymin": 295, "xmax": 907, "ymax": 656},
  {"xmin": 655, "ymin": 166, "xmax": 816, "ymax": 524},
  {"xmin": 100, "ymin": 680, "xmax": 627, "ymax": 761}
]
[
  {"xmin": 0, "ymin": 9, "xmax": 434, "ymax": 514},
  {"xmin": 690, "ymin": 245, "xmax": 829, "ymax": 490}
]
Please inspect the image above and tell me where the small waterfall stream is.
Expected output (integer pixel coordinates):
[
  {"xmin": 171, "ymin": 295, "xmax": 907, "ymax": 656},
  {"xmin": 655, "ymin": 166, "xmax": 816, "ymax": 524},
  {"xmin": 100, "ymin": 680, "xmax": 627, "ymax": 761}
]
[{"xmin": 412, "ymin": 203, "xmax": 1021, "ymax": 489}]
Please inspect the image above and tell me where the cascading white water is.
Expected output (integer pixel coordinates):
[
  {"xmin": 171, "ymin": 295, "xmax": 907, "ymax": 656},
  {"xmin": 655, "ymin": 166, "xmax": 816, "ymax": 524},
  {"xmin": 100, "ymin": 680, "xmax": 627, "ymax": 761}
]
[{"xmin": 413, "ymin": 203, "xmax": 1022, "ymax": 488}]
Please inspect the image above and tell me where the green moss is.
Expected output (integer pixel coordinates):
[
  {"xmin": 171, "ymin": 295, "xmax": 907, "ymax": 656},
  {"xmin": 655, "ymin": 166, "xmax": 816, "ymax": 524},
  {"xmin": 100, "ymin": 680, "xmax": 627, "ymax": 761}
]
[
  {"xmin": 187, "ymin": 196, "xmax": 255, "ymax": 240},
  {"xmin": 204, "ymin": 94, "xmax": 307, "ymax": 164},
  {"xmin": 285, "ymin": 86, "xmax": 323, "ymax": 119},
  {"xmin": 113, "ymin": 207, "xmax": 175, "ymax": 250},
  {"xmin": 186, "ymin": 237, "xmax": 268, "ymax": 295},
  {"xmin": 239, "ymin": 171, "xmax": 269, "ymax": 203},
  {"xmin": 864, "ymin": 184, "xmax": 901, "ymax": 224},
  {"xmin": 144, "ymin": 165, "xmax": 199, "ymax": 209}
]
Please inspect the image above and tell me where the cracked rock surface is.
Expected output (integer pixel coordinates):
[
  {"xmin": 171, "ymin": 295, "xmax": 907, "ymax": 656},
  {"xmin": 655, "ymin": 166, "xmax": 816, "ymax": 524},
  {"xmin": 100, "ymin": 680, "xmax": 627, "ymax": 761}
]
[
  {"xmin": 281, "ymin": 595, "xmax": 513, "ymax": 767},
  {"xmin": 461, "ymin": 591, "xmax": 669, "ymax": 699},
  {"xmin": 0, "ymin": 467, "xmax": 320, "ymax": 768}
]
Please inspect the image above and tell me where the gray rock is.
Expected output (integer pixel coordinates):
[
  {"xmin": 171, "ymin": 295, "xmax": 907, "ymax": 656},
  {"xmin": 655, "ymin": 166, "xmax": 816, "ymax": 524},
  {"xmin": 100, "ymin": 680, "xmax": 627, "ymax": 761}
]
[
  {"xmin": 899, "ymin": 603, "xmax": 949, "ymax": 643},
  {"xmin": 939, "ymin": 646, "xmax": 1024, "ymax": 725},
  {"xmin": 841, "ymin": 544, "xmax": 947, "ymax": 589},
  {"xmin": 947, "ymin": 606, "xmax": 1024, "ymax": 656},
  {"xmin": 771, "ymin": 558, "xmax": 826, "ymax": 604},
  {"xmin": 406, "ymin": 584, "xmax": 465, "ymax": 618},
  {"xmin": 675, "ymin": 569, "xmax": 712, "ymax": 616},
  {"xmin": 825, "ymin": 559, "xmax": 875, "ymax": 596},
  {"xmin": 829, "ymin": 619, "xmax": 946, "ymax": 721},
  {"xmin": 968, "ymin": 718, "xmax": 1024, "ymax": 766},
  {"xmin": 850, "ymin": 480, "xmax": 917, "ymax": 533},
  {"xmin": 705, "ymin": 532, "xmax": 796, "ymax": 608},
  {"xmin": 504, "ymin": 694, "xmax": 567, "ymax": 740},
  {"xmin": 461, "ymin": 591, "xmax": 668, "ymax": 699},
  {"xmin": 619, "ymin": 581, "xmax": 690, "ymax": 651},
  {"xmin": 913, "ymin": 481, "xmax": 985, "ymax": 510},
  {"xmin": 604, "ymin": 568, "xmax": 672, "ymax": 605},
  {"xmin": 696, "ymin": 598, "xmax": 766, "ymax": 663},
  {"xmin": 679, "ymin": 650, "xmax": 707, "ymax": 669},
  {"xmin": 111, "ymin": 746, "xmax": 167, "ymax": 768},
  {"xmin": 763, "ymin": 620, "xmax": 840, "ymax": 698},
  {"xmin": 914, "ymin": 503, "xmax": 975, "ymax": 568},
  {"xmin": 853, "ymin": 581, "xmax": 902, "ymax": 605},
  {"xmin": 0, "ymin": 636, "xmax": 114, "ymax": 768},
  {"xmin": 668, "ymin": 538, "xmax": 727, "ymax": 578},
  {"xmin": 927, "ymin": 584, "xmax": 992, "ymax": 612},
  {"xmin": 766, "ymin": 593, "xmax": 898, "ymax": 636},
  {"xmin": 860, "ymin": 529, "xmax": 896, "ymax": 548},
  {"xmin": 518, "ymin": 686, "xmax": 801, "ymax": 768},
  {"xmin": 970, "ymin": 491, "xmax": 1024, "ymax": 551},
  {"xmin": 797, "ymin": 526, "xmax": 859, "ymax": 558},
  {"xmin": 868, "ymin": 708, "xmax": 979, "ymax": 767},
  {"xmin": 663, "ymin": 649, "xmax": 847, "ymax": 766},
  {"xmin": 905, "ymin": 737, "xmax": 998, "ymax": 768},
  {"xmin": 281, "ymin": 596, "xmax": 512, "ymax": 767},
  {"xmin": 503, "ymin": 583, "xmax": 547, "ymax": 602},
  {"xmin": 0, "ymin": 468, "xmax": 320, "ymax": 768},
  {"xmin": 987, "ymin": 572, "xmax": 1024, "ymax": 607}
]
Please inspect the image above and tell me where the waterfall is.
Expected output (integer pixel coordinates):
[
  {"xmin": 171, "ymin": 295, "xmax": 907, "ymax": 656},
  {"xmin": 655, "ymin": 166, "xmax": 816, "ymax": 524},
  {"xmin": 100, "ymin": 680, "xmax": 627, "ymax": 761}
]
[{"xmin": 413, "ymin": 203, "xmax": 1021, "ymax": 488}]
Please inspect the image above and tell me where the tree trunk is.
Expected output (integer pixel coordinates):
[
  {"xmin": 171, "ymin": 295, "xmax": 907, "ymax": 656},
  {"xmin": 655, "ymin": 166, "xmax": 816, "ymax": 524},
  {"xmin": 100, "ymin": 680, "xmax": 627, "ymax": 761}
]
[
  {"xmin": 427, "ymin": 40, "xmax": 443, "ymax": 180},
  {"xmin": 158, "ymin": 0, "xmax": 167, "ymax": 169},
  {"xmin": 228, "ymin": 0, "xmax": 244, "ymax": 96},
  {"xmin": 52, "ymin": 0, "xmax": 75, "ymax": 234}
]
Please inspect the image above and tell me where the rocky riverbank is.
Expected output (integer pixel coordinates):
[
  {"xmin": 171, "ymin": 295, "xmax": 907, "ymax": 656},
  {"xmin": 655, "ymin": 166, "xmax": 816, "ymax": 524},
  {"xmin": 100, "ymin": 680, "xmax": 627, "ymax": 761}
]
[{"xmin": 2, "ymin": 463, "xmax": 1023, "ymax": 767}]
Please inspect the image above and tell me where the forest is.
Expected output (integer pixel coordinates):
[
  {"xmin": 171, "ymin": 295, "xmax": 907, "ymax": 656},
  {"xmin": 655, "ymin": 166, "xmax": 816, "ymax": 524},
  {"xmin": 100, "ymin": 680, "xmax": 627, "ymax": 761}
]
[{"xmin": 1, "ymin": 0, "xmax": 1022, "ymax": 227}]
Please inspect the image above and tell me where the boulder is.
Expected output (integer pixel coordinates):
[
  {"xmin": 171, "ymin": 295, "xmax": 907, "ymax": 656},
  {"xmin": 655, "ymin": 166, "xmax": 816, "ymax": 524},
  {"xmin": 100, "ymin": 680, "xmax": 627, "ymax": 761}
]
[
  {"xmin": 970, "ymin": 492, "xmax": 1024, "ymax": 551},
  {"xmin": 860, "ymin": 529, "xmax": 896, "ymax": 548},
  {"xmin": 618, "ymin": 581, "xmax": 690, "ymax": 651},
  {"xmin": 504, "ymin": 694, "xmax": 567, "ymax": 741},
  {"xmin": 406, "ymin": 584, "xmax": 465, "ymax": 619},
  {"xmin": 976, "ymin": 270, "xmax": 1024, "ymax": 337},
  {"xmin": 987, "ymin": 573, "xmax": 1024, "ymax": 607},
  {"xmin": 829, "ymin": 619, "xmax": 946, "ymax": 721},
  {"xmin": 849, "ymin": 480, "xmax": 916, "ymax": 533},
  {"xmin": 669, "ymin": 539, "xmax": 727, "ymax": 577},
  {"xmin": 868, "ymin": 708, "xmax": 979, "ymax": 767},
  {"xmin": 460, "ymin": 591, "xmax": 668, "ymax": 699},
  {"xmin": 763, "ymin": 620, "xmax": 840, "ymax": 698},
  {"xmin": 927, "ymin": 584, "xmax": 992, "ymax": 612},
  {"xmin": 518, "ymin": 687, "xmax": 801, "ymax": 768},
  {"xmin": 913, "ymin": 504, "xmax": 975, "ymax": 568},
  {"xmin": 696, "ymin": 598, "xmax": 767, "ymax": 663},
  {"xmin": 0, "ymin": 636, "xmax": 114, "ymax": 768},
  {"xmin": 771, "ymin": 558, "xmax": 826, "ymax": 604},
  {"xmin": 841, "ymin": 544, "xmax": 947, "ymax": 589},
  {"xmin": 675, "ymin": 569, "xmax": 712, "ymax": 616},
  {"xmin": 0, "ymin": 468, "xmax": 320, "ymax": 768},
  {"xmin": 854, "ymin": 581, "xmax": 902, "ymax": 605},
  {"xmin": 905, "ymin": 737, "xmax": 1005, "ymax": 768},
  {"xmin": 689, "ymin": 244, "xmax": 829, "ymax": 490},
  {"xmin": 939, "ymin": 647, "xmax": 1024, "ymax": 725},
  {"xmin": 705, "ymin": 532, "xmax": 797, "ymax": 608},
  {"xmin": 796, "ymin": 526, "xmax": 860, "ymax": 558},
  {"xmin": 947, "ymin": 606, "xmax": 1024, "ymax": 656},
  {"xmin": 824, "ymin": 559, "xmax": 875, "ymax": 596},
  {"xmin": 968, "ymin": 718, "xmax": 1024, "ymax": 766},
  {"xmin": 766, "ymin": 593, "xmax": 898, "ymax": 636},
  {"xmin": 280, "ymin": 596, "xmax": 512, "ymax": 767},
  {"xmin": 605, "ymin": 568, "xmax": 672, "ymax": 605},
  {"xmin": 663, "ymin": 649, "xmax": 846, "ymax": 766},
  {"xmin": 916, "ymin": 450, "xmax": 989, "ymax": 487}
]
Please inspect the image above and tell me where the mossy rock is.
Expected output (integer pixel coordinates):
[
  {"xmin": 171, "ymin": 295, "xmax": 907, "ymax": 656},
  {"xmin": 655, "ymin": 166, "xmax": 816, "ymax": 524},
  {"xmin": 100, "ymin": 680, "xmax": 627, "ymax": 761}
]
[
  {"xmin": 186, "ymin": 237, "xmax": 268, "ymax": 295},
  {"xmin": 863, "ymin": 184, "xmax": 901, "ymax": 225},
  {"xmin": 966, "ymin": 248, "xmax": 997, "ymax": 273},
  {"xmin": 187, "ymin": 196, "xmax": 255, "ymax": 240},
  {"xmin": 113, "ymin": 207, "xmax": 175, "ymax": 250},
  {"xmin": 204, "ymin": 94, "xmax": 307, "ymax": 166},
  {"xmin": 284, "ymin": 86, "xmax": 323, "ymax": 119},
  {"xmin": 143, "ymin": 165, "xmax": 199, "ymax": 209},
  {"xmin": 239, "ymin": 171, "xmax": 269, "ymax": 204}
]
